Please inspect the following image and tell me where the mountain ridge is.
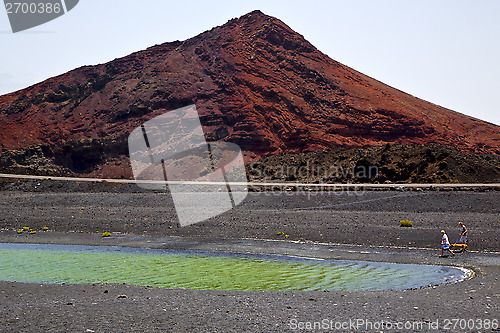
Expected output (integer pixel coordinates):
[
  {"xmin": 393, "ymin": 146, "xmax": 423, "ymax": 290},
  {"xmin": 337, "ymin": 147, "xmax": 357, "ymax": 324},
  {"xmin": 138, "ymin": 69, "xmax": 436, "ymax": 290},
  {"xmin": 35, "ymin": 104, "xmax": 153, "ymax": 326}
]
[{"xmin": 0, "ymin": 10, "xmax": 499, "ymax": 178}]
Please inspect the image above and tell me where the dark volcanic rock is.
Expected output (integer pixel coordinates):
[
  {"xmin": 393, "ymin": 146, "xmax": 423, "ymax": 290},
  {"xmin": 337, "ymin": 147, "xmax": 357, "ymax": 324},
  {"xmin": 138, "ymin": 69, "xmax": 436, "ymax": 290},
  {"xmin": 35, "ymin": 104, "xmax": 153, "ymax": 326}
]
[
  {"xmin": 247, "ymin": 144, "xmax": 500, "ymax": 184},
  {"xmin": 1, "ymin": 10, "xmax": 500, "ymax": 178}
]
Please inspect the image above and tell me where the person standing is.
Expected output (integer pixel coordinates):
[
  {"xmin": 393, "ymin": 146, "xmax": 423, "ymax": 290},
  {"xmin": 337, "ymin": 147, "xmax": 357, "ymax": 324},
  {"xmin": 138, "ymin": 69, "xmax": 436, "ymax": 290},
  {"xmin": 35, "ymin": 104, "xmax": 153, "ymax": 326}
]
[
  {"xmin": 441, "ymin": 230, "xmax": 454, "ymax": 256},
  {"xmin": 459, "ymin": 222, "xmax": 468, "ymax": 244}
]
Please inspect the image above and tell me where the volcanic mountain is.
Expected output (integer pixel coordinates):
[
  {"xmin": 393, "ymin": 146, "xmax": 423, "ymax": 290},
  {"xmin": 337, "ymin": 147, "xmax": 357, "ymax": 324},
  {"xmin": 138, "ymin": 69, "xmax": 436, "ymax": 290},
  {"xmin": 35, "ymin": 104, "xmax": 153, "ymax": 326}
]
[{"xmin": 1, "ymin": 10, "xmax": 499, "ymax": 178}]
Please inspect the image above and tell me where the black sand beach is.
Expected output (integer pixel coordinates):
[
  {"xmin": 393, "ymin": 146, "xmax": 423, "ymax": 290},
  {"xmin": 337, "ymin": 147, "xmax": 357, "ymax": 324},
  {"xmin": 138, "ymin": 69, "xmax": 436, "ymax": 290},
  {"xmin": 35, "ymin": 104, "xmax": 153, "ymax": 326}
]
[{"xmin": 0, "ymin": 179, "xmax": 498, "ymax": 332}]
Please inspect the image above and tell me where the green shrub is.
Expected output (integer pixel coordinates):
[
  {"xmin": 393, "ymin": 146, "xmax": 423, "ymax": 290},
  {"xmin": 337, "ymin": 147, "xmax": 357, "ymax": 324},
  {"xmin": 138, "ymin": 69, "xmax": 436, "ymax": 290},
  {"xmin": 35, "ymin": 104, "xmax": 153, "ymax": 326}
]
[{"xmin": 400, "ymin": 220, "xmax": 413, "ymax": 227}]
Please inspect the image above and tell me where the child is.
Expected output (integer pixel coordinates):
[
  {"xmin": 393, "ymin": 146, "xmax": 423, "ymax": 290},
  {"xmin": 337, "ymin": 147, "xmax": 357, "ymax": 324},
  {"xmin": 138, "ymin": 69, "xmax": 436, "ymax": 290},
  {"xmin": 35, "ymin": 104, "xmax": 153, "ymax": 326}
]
[{"xmin": 441, "ymin": 230, "xmax": 455, "ymax": 256}]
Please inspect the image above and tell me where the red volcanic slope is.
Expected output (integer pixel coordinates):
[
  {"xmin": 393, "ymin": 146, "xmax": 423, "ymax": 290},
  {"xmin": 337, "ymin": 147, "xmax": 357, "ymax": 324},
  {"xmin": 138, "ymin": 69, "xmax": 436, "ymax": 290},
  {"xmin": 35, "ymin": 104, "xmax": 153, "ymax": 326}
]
[{"xmin": 0, "ymin": 10, "xmax": 499, "ymax": 177}]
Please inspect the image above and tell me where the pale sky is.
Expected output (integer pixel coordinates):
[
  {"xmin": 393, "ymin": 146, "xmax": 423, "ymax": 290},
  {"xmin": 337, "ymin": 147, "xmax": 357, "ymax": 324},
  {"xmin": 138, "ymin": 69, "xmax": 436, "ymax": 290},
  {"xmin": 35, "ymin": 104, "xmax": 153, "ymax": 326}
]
[{"xmin": 1, "ymin": 0, "xmax": 499, "ymax": 125}]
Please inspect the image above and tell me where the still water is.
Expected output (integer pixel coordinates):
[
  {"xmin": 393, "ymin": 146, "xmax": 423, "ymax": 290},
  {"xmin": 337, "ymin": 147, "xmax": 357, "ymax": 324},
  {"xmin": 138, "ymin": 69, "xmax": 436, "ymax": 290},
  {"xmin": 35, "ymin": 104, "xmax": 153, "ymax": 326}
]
[{"xmin": 0, "ymin": 243, "xmax": 468, "ymax": 291}]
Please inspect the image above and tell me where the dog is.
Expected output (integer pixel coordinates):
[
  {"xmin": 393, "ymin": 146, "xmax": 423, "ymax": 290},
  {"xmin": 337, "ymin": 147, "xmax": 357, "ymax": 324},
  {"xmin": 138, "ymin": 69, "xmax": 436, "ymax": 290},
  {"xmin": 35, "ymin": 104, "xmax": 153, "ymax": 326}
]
[{"xmin": 450, "ymin": 243, "xmax": 468, "ymax": 253}]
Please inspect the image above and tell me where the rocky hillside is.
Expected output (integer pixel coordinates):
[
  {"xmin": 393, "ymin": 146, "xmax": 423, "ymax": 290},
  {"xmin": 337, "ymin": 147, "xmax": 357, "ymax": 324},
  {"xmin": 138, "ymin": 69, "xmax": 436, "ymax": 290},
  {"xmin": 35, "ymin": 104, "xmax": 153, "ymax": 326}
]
[
  {"xmin": 1, "ymin": 10, "xmax": 499, "ymax": 178},
  {"xmin": 247, "ymin": 143, "xmax": 500, "ymax": 184}
]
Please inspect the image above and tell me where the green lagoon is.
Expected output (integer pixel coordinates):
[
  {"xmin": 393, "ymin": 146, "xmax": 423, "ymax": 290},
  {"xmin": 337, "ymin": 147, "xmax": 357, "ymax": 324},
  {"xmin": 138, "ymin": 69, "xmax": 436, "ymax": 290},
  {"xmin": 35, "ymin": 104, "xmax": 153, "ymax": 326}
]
[{"xmin": 0, "ymin": 243, "xmax": 468, "ymax": 291}]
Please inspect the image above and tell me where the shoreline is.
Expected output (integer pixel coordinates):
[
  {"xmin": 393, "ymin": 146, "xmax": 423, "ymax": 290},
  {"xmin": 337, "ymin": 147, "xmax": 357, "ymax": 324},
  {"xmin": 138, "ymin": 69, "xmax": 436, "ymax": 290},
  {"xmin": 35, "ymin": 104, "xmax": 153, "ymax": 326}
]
[
  {"xmin": 0, "ymin": 180, "xmax": 498, "ymax": 332},
  {"xmin": 0, "ymin": 233, "xmax": 478, "ymax": 293},
  {"xmin": 0, "ymin": 230, "xmax": 498, "ymax": 268},
  {"xmin": 1, "ymin": 232, "xmax": 497, "ymax": 333}
]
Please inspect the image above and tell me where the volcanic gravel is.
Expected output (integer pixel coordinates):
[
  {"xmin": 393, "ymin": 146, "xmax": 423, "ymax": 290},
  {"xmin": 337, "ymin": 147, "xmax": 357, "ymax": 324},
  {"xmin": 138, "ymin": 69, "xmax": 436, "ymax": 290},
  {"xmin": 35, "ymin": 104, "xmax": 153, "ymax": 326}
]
[{"xmin": 0, "ymin": 179, "xmax": 498, "ymax": 332}]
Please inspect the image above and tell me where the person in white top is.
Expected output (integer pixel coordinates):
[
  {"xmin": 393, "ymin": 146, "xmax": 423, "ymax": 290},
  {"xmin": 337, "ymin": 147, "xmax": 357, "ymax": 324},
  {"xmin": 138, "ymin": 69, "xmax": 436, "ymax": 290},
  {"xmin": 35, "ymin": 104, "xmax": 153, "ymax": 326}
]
[{"xmin": 441, "ymin": 230, "xmax": 455, "ymax": 256}]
